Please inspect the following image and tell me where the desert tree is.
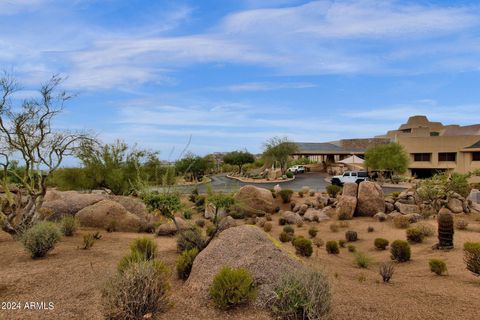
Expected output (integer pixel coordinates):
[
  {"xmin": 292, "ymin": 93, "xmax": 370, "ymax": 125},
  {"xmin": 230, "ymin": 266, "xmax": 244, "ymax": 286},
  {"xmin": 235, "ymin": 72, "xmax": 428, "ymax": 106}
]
[
  {"xmin": 0, "ymin": 73, "xmax": 92, "ymax": 235},
  {"xmin": 263, "ymin": 137, "xmax": 298, "ymax": 173},
  {"xmin": 223, "ymin": 150, "xmax": 255, "ymax": 174},
  {"xmin": 364, "ymin": 142, "xmax": 409, "ymax": 176}
]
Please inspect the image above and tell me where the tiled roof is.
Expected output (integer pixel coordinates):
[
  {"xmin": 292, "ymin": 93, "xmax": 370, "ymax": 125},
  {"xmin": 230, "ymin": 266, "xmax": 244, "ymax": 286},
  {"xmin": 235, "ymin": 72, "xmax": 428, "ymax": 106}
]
[{"xmin": 465, "ymin": 140, "xmax": 480, "ymax": 149}]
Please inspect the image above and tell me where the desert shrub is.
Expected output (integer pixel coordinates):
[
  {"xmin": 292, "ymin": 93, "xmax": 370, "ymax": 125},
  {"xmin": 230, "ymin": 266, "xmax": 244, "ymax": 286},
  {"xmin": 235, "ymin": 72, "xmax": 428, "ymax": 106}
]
[
  {"xmin": 189, "ymin": 188, "xmax": 199, "ymax": 203},
  {"xmin": 455, "ymin": 219, "xmax": 469, "ymax": 230},
  {"xmin": 274, "ymin": 207, "xmax": 280, "ymax": 213},
  {"xmin": 338, "ymin": 239, "xmax": 346, "ymax": 248},
  {"xmin": 354, "ymin": 252, "xmax": 372, "ymax": 268},
  {"xmin": 229, "ymin": 209, "xmax": 245, "ymax": 219},
  {"xmin": 93, "ymin": 232, "xmax": 102, "ymax": 240},
  {"xmin": 285, "ymin": 171, "xmax": 294, "ymax": 178},
  {"xmin": 367, "ymin": 226, "xmax": 374, "ymax": 233},
  {"xmin": 379, "ymin": 262, "xmax": 395, "ymax": 283},
  {"xmin": 118, "ymin": 250, "xmax": 146, "ymax": 273},
  {"xmin": 374, "ymin": 238, "xmax": 389, "ymax": 250},
  {"xmin": 308, "ymin": 227, "xmax": 318, "ymax": 238},
  {"xmin": 326, "ymin": 241, "xmax": 339, "ymax": 254},
  {"xmin": 338, "ymin": 221, "xmax": 349, "ymax": 228},
  {"xmin": 464, "ymin": 242, "xmax": 480, "ymax": 276},
  {"xmin": 347, "ymin": 244, "xmax": 356, "ymax": 252},
  {"xmin": 313, "ymin": 238, "xmax": 324, "ymax": 248},
  {"xmin": 279, "ymin": 231, "xmax": 293, "ymax": 243},
  {"xmin": 390, "ymin": 240, "xmax": 411, "ymax": 262},
  {"xmin": 183, "ymin": 209, "xmax": 193, "ymax": 220},
  {"xmin": 309, "ymin": 191, "xmax": 315, "ymax": 197},
  {"xmin": 82, "ymin": 233, "xmax": 95, "ymax": 250},
  {"xmin": 290, "ymin": 202, "xmax": 296, "ymax": 210},
  {"xmin": 195, "ymin": 219, "xmax": 205, "ymax": 228},
  {"xmin": 292, "ymin": 237, "xmax": 313, "ymax": 257},
  {"xmin": 296, "ymin": 220, "xmax": 303, "ymax": 228},
  {"xmin": 429, "ymin": 259, "xmax": 447, "ymax": 276},
  {"xmin": 283, "ymin": 225, "xmax": 295, "ymax": 234},
  {"xmin": 209, "ymin": 266, "xmax": 257, "ymax": 310},
  {"xmin": 263, "ymin": 222, "xmax": 273, "ymax": 232},
  {"xmin": 298, "ymin": 191, "xmax": 304, "ymax": 198},
  {"xmin": 415, "ymin": 222, "xmax": 435, "ymax": 237},
  {"xmin": 300, "ymin": 186, "xmax": 310, "ymax": 194},
  {"xmin": 20, "ymin": 221, "xmax": 61, "ymax": 258},
  {"xmin": 279, "ymin": 189, "xmax": 294, "ymax": 203},
  {"xmin": 206, "ymin": 225, "xmax": 216, "ymax": 237},
  {"xmin": 176, "ymin": 248, "xmax": 199, "ymax": 280},
  {"xmin": 176, "ymin": 228, "xmax": 205, "ymax": 252},
  {"xmin": 60, "ymin": 216, "xmax": 78, "ymax": 236},
  {"xmin": 102, "ymin": 259, "xmax": 170, "ymax": 320},
  {"xmin": 406, "ymin": 227, "xmax": 424, "ymax": 243},
  {"xmin": 337, "ymin": 211, "xmax": 351, "ymax": 221},
  {"xmin": 266, "ymin": 213, "xmax": 273, "ymax": 221},
  {"xmin": 329, "ymin": 223, "xmax": 339, "ymax": 232},
  {"xmin": 271, "ymin": 269, "xmax": 331, "ymax": 320},
  {"xmin": 195, "ymin": 195, "xmax": 206, "ymax": 210},
  {"xmin": 326, "ymin": 184, "xmax": 342, "ymax": 198},
  {"xmin": 279, "ymin": 218, "xmax": 287, "ymax": 226},
  {"xmin": 393, "ymin": 215, "xmax": 410, "ymax": 229},
  {"xmin": 131, "ymin": 237, "xmax": 158, "ymax": 260},
  {"xmin": 106, "ymin": 220, "xmax": 117, "ymax": 233},
  {"xmin": 345, "ymin": 230, "xmax": 358, "ymax": 242}
]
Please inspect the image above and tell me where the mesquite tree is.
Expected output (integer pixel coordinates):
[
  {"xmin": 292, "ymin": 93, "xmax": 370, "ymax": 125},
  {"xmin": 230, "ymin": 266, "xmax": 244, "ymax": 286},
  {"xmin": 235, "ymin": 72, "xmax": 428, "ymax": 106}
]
[{"xmin": 0, "ymin": 73, "xmax": 91, "ymax": 235}]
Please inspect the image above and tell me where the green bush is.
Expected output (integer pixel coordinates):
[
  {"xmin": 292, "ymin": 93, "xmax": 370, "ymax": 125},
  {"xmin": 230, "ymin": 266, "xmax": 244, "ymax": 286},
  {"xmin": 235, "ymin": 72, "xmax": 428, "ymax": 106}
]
[
  {"xmin": 102, "ymin": 259, "xmax": 170, "ymax": 320},
  {"xmin": 82, "ymin": 233, "xmax": 95, "ymax": 250},
  {"xmin": 279, "ymin": 231, "xmax": 293, "ymax": 243},
  {"xmin": 292, "ymin": 237, "xmax": 313, "ymax": 257},
  {"xmin": 131, "ymin": 237, "xmax": 158, "ymax": 260},
  {"xmin": 20, "ymin": 221, "xmax": 61, "ymax": 258},
  {"xmin": 338, "ymin": 239, "xmax": 346, "ymax": 248},
  {"xmin": 279, "ymin": 189, "xmax": 294, "ymax": 203},
  {"xmin": 347, "ymin": 244, "xmax": 356, "ymax": 252},
  {"xmin": 374, "ymin": 238, "xmax": 389, "ymax": 250},
  {"xmin": 354, "ymin": 252, "xmax": 372, "ymax": 268},
  {"xmin": 464, "ymin": 242, "xmax": 480, "ymax": 277},
  {"xmin": 345, "ymin": 230, "xmax": 358, "ymax": 242},
  {"xmin": 406, "ymin": 227, "xmax": 424, "ymax": 243},
  {"xmin": 263, "ymin": 222, "xmax": 272, "ymax": 232},
  {"xmin": 415, "ymin": 222, "xmax": 435, "ymax": 237},
  {"xmin": 326, "ymin": 241, "xmax": 339, "ymax": 254},
  {"xmin": 283, "ymin": 225, "xmax": 295, "ymax": 234},
  {"xmin": 390, "ymin": 240, "xmax": 411, "ymax": 262},
  {"xmin": 393, "ymin": 215, "xmax": 410, "ymax": 229},
  {"xmin": 298, "ymin": 191, "xmax": 304, "ymax": 198},
  {"xmin": 60, "ymin": 215, "xmax": 78, "ymax": 236},
  {"xmin": 285, "ymin": 171, "xmax": 294, "ymax": 179},
  {"xmin": 209, "ymin": 266, "xmax": 257, "ymax": 310},
  {"xmin": 176, "ymin": 248, "xmax": 199, "ymax": 280},
  {"xmin": 308, "ymin": 227, "xmax": 318, "ymax": 238},
  {"xmin": 270, "ymin": 269, "xmax": 331, "ymax": 320},
  {"xmin": 429, "ymin": 259, "xmax": 447, "ymax": 275},
  {"xmin": 176, "ymin": 228, "xmax": 205, "ymax": 252},
  {"xmin": 183, "ymin": 209, "xmax": 193, "ymax": 220},
  {"xmin": 206, "ymin": 225, "xmax": 216, "ymax": 237},
  {"xmin": 326, "ymin": 185, "xmax": 342, "ymax": 198}
]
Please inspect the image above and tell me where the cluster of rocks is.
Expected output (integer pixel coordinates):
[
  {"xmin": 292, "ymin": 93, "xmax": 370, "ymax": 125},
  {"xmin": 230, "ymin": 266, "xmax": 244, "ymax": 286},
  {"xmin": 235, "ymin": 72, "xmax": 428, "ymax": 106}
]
[{"xmin": 335, "ymin": 181, "xmax": 385, "ymax": 219}]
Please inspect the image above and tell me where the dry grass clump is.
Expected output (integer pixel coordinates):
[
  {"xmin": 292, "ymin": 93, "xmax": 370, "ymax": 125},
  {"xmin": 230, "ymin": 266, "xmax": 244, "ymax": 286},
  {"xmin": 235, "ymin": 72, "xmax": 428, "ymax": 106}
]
[
  {"xmin": 177, "ymin": 228, "xmax": 205, "ymax": 252},
  {"xmin": 82, "ymin": 233, "xmax": 95, "ymax": 250},
  {"xmin": 379, "ymin": 262, "xmax": 395, "ymax": 283},
  {"xmin": 329, "ymin": 223, "xmax": 339, "ymax": 232},
  {"xmin": 455, "ymin": 219, "xmax": 469, "ymax": 230},
  {"xmin": 414, "ymin": 222, "xmax": 435, "ymax": 237},
  {"xmin": 263, "ymin": 222, "xmax": 273, "ymax": 232},
  {"xmin": 464, "ymin": 242, "xmax": 480, "ymax": 277},
  {"xmin": 326, "ymin": 241, "xmax": 339, "ymax": 254},
  {"xmin": 20, "ymin": 221, "xmax": 61, "ymax": 258},
  {"xmin": 176, "ymin": 248, "xmax": 199, "ymax": 280},
  {"xmin": 354, "ymin": 252, "xmax": 372, "ymax": 268},
  {"xmin": 60, "ymin": 216, "xmax": 78, "ymax": 236},
  {"xmin": 393, "ymin": 215, "xmax": 410, "ymax": 229},
  {"xmin": 209, "ymin": 266, "xmax": 257, "ymax": 310},
  {"xmin": 406, "ymin": 227, "xmax": 424, "ymax": 243}
]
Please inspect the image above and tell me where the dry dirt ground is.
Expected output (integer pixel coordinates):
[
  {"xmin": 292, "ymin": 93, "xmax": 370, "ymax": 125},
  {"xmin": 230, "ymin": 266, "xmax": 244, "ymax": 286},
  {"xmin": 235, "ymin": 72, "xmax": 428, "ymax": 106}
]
[{"xmin": 1, "ymin": 193, "xmax": 480, "ymax": 320}]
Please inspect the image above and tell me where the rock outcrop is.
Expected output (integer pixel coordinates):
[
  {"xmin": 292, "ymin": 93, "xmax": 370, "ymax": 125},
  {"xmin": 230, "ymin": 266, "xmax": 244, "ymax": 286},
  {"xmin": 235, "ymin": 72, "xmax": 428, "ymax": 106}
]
[
  {"xmin": 234, "ymin": 185, "xmax": 275, "ymax": 217},
  {"xmin": 356, "ymin": 182, "xmax": 385, "ymax": 217}
]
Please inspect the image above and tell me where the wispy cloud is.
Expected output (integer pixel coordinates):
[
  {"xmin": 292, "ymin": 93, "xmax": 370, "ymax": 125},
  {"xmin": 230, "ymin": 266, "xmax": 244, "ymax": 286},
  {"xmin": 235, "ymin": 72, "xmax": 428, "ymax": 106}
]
[{"xmin": 217, "ymin": 81, "xmax": 316, "ymax": 92}]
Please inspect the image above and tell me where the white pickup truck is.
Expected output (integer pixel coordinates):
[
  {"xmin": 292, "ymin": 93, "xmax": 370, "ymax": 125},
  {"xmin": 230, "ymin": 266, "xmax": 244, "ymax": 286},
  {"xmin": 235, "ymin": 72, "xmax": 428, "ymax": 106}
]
[{"xmin": 330, "ymin": 171, "xmax": 369, "ymax": 186}]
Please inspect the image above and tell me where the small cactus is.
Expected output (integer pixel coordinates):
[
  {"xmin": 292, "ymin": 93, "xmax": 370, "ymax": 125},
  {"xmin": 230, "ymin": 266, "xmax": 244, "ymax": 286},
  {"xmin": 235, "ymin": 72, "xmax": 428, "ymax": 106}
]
[{"xmin": 437, "ymin": 209, "xmax": 454, "ymax": 249}]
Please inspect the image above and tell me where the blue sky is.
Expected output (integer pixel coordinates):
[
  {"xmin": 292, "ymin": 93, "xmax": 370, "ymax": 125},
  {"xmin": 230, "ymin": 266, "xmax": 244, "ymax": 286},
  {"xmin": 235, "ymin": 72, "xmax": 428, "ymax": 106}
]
[{"xmin": 1, "ymin": 0, "xmax": 480, "ymax": 160}]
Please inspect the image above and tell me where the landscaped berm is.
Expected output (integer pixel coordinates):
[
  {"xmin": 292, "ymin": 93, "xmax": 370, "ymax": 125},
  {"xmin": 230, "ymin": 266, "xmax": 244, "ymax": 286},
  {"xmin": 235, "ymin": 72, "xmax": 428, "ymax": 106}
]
[{"xmin": 1, "ymin": 179, "xmax": 480, "ymax": 320}]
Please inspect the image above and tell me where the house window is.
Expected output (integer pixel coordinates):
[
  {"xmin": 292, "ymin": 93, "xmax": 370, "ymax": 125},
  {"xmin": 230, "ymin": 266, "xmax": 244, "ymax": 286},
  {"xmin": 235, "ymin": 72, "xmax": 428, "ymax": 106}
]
[
  {"xmin": 473, "ymin": 152, "xmax": 480, "ymax": 161},
  {"xmin": 439, "ymin": 152, "xmax": 456, "ymax": 162},
  {"xmin": 430, "ymin": 132, "xmax": 440, "ymax": 136},
  {"xmin": 413, "ymin": 153, "xmax": 431, "ymax": 162},
  {"xmin": 401, "ymin": 129, "xmax": 412, "ymax": 133}
]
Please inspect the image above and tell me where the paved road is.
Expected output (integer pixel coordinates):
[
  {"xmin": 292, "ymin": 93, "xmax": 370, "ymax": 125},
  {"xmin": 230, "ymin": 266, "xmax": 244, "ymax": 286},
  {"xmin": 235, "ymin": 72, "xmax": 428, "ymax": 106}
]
[{"xmin": 155, "ymin": 172, "xmax": 406, "ymax": 194}]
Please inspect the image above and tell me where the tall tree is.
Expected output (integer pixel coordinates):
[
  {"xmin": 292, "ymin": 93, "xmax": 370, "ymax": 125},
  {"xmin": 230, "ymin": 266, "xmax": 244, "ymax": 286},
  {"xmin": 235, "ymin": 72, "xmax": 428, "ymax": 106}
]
[
  {"xmin": 364, "ymin": 142, "xmax": 409, "ymax": 175},
  {"xmin": 0, "ymin": 74, "xmax": 92, "ymax": 235},
  {"xmin": 223, "ymin": 150, "xmax": 255, "ymax": 174},
  {"xmin": 263, "ymin": 137, "xmax": 298, "ymax": 173}
]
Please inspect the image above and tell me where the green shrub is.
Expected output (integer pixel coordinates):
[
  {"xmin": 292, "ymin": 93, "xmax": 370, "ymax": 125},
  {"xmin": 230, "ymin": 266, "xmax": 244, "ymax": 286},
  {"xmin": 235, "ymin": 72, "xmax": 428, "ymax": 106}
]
[
  {"xmin": 326, "ymin": 241, "xmax": 339, "ymax": 254},
  {"xmin": 345, "ymin": 230, "xmax": 358, "ymax": 242},
  {"xmin": 283, "ymin": 225, "xmax": 295, "ymax": 234},
  {"xmin": 308, "ymin": 227, "xmax": 318, "ymax": 238},
  {"xmin": 263, "ymin": 222, "xmax": 272, "ymax": 232},
  {"xmin": 176, "ymin": 248, "xmax": 199, "ymax": 280},
  {"xmin": 285, "ymin": 171, "xmax": 294, "ymax": 179},
  {"xmin": 429, "ymin": 259, "xmax": 447, "ymax": 275},
  {"xmin": 279, "ymin": 231, "xmax": 293, "ymax": 243},
  {"xmin": 406, "ymin": 227, "xmax": 424, "ymax": 243},
  {"xmin": 298, "ymin": 191, "xmax": 304, "ymax": 198},
  {"xmin": 102, "ymin": 259, "xmax": 170, "ymax": 320},
  {"xmin": 176, "ymin": 228, "xmax": 205, "ymax": 252},
  {"xmin": 131, "ymin": 237, "xmax": 158, "ymax": 260},
  {"xmin": 118, "ymin": 250, "xmax": 146, "ymax": 273},
  {"xmin": 390, "ymin": 240, "xmax": 411, "ymax": 262},
  {"xmin": 209, "ymin": 266, "xmax": 257, "ymax": 310},
  {"xmin": 183, "ymin": 209, "xmax": 193, "ymax": 220},
  {"xmin": 338, "ymin": 239, "xmax": 346, "ymax": 248},
  {"xmin": 292, "ymin": 237, "xmax": 313, "ymax": 257},
  {"xmin": 464, "ymin": 242, "xmax": 480, "ymax": 276},
  {"xmin": 189, "ymin": 188, "xmax": 199, "ymax": 203},
  {"xmin": 195, "ymin": 195, "xmax": 206, "ymax": 209},
  {"xmin": 354, "ymin": 252, "xmax": 372, "ymax": 268},
  {"xmin": 415, "ymin": 222, "xmax": 435, "ymax": 237},
  {"xmin": 270, "ymin": 269, "xmax": 331, "ymax": 320},
  {"xmin": 326, "ymin": 185, "xmax": 342, "ymax": 198},
  {"xmin": 82, "ymin": 233, "xmax": 95, "ymax": 250},
  {"xmin": 374, "ymin": 238, "xmax": 389, "ymax": 250},
  {"xmin": 20, "ymin": 221, "xmax": 61, "ymax": 258},
  {"xmin": 195, "ymin": 219, "xmax": 205, "ymax": 228},
  {"xmin": 393, "ymin": 215, "xmax": 410, "ymax": 229},
  {"xmin": 60, "ymin": 216, "xmax": 78, "ymax": 236},
  {"xmin": 279, "ymin": 189, "xmax": 294, "ymax": 203},
  {"xmin": 347, "ymin": 244, "xmax": 356, "ymax": 252}
]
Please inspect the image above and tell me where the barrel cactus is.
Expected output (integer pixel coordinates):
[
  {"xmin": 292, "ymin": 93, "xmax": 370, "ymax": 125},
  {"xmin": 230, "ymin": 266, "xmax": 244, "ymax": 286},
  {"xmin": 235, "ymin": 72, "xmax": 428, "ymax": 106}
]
[{"xmin": 437, "ymin": 209, "xmax": 454, "ymax": 249}]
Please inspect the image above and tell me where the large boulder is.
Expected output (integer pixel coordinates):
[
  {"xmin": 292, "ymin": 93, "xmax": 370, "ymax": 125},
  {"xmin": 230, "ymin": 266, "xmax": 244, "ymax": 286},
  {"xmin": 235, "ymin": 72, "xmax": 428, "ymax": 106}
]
[
  {"xmin": 108, "ymin": 195, "xmax": 148, "ymax": 218},
  {"xmin": 356, "ymin": 182, "xmax": 385, "ymax": 217},
  {"xmin": 43, "ymin": 190, "xmax": 106, "ymax": 219},
  {"xmin": 204, "ymin": 203, "xmax": 227, "ymax": 220},
  {"xmin": 342, "ymin": 183, "xmax": 358, "ymax": 197},
  {"xmin": 234, "ymin": 185, "xmax": 274, "ymax": 217},
  {"xmin": 186, "ymin": 225, "xmax": 305, "ymax": 307},
  {"xmin": 156, "ymin": 217, "xmax": 191, "ymax": 236},
  {"xmin": 303, "ymin": 208, "xmax": 330, "ymax": 222},
  {"xmin": 76, "ymin": 199, "xmax": 143, "ymax": 232},
  {"xmin": 335, "ymin": 195, "xmax": 357, "ymax": 219},
  {"xmin": 217, "ymin": 216, "xmax": 237, "ymax": 233},
  {"xmin": 394, "ymin": 202, "xmax": 419, "ymax": 215},
  {"xmin": 447, "ymin": 197, "xmax": 464, "ymax": 213},
  {"xmin": 281, "ymin": 211, "xmax": 303, "ymax": 224}
]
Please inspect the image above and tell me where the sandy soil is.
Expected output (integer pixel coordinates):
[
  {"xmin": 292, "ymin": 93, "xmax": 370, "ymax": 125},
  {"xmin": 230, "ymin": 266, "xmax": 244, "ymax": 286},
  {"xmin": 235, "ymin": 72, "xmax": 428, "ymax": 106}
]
[{"xmin": 1, "ymin": 193, "xmax": 480, "ymax": 320}]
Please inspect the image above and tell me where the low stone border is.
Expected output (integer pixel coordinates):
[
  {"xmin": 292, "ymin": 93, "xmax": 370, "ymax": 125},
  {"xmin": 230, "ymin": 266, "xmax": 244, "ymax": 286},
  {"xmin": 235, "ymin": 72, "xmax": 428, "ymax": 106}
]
[
  {"xmin": 175, "ymin": 176, "xmax": 212, "ymax": 186},
  {"xmin": 226, "ymin": 174, "xmax": 295, "ymax": 184}
]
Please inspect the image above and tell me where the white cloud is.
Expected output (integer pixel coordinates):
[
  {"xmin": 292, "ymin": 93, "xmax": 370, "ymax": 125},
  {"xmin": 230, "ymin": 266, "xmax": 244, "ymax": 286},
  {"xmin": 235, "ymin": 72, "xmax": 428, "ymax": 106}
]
[
  {"xmin": 217, "ymin": 81, "xmax": 316, "ymax": 92},
  {"xmin": 0, "ymin": 0, "xmax": 51, "ymax": 15}
]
